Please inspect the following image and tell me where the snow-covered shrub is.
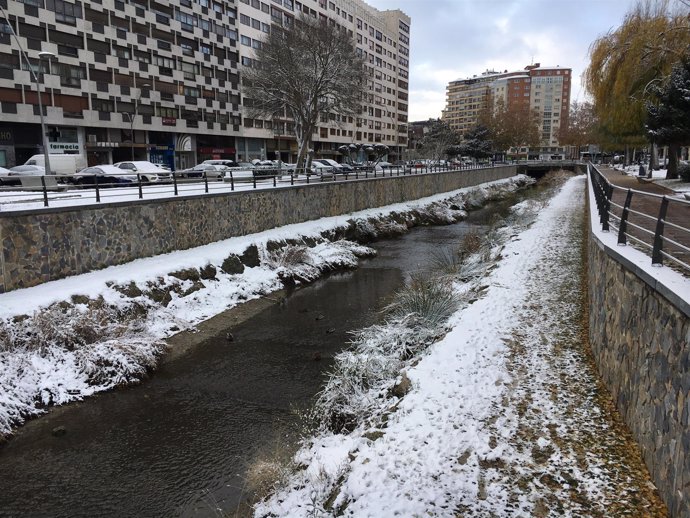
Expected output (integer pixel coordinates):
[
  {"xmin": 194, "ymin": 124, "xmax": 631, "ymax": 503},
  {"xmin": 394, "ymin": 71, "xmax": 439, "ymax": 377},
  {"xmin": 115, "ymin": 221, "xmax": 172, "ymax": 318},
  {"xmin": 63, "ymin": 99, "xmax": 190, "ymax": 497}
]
[
  {"xmin": 384, "ymin": 275, "xmax": 459, "ymax": 330},
  {"xmin": 678, "ymin": 161, "xmax": 690, "ymax": 182},
  {"xmin": 75, "ymin": 338, "xmax": 164, "ymax": 387}
]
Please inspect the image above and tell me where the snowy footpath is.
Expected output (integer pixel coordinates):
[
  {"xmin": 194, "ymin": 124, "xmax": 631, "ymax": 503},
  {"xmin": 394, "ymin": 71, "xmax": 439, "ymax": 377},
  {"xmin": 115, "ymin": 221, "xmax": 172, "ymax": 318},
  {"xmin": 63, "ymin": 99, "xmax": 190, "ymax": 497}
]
[{"xmin": 256, "ymin": 175, "xmax": 665, "ymax": 517}]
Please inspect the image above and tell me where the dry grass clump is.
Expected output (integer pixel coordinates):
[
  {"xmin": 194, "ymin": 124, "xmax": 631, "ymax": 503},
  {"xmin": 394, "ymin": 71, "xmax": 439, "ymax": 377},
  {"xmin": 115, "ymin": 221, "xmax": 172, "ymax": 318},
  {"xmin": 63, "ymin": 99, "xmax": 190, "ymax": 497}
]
[
  {"xmin": 264, "ymin": 245, "xmax": 310, "ymax": 269},
  {"xmin": 0, "ymin": 300, "xmax": 150, "ymax": 354},
  {"xmin": 384, "ymin": 275, "xmax": 460, "ymax": 329}
]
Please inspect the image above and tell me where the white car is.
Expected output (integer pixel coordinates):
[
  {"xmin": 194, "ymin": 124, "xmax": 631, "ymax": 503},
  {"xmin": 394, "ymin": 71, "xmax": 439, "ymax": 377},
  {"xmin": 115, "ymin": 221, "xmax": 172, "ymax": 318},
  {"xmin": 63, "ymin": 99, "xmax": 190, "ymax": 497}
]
[
  {"xmin": 223, "ymin": 162, "xmax": 256, "ymax": 182},
  {"xmin": 180, "ymin": 164, "xmax": 227, "ymax": 180},
  {"xmin": 0, "ymin": 166, "xmax": 21, "ymax": 186},
  {"xmin": 309, "ymin": 161, "xmax": 335, "ymax": 178},
  {"xmin": 113, "ymin": 161, "xmax": 172, "ymax": 182}
]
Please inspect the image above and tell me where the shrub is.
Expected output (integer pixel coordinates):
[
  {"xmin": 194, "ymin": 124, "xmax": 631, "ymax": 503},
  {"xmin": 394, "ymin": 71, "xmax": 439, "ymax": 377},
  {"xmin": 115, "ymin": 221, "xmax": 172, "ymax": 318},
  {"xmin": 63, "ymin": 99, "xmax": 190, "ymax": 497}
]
[
  {"xmin": 384, "ymin": 275, "xmax": 459, "ymax": 329},
  {"xmin": 678, "ymin": 162, "xmax": 690, "ymax": 182}
]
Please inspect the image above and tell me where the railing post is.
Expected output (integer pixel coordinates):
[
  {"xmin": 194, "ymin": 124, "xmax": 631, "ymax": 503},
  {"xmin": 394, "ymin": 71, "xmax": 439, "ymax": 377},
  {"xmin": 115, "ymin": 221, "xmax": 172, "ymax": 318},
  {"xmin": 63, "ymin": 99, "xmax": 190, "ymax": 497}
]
[
  {"xmin": 290, "ymin": 172, "xmax": 294, "ymax": 186},
  {"xmin": 617, "ymin": 189, "xmax": 633, "ymax": 245},
  {"xmin": 137, "ymin": 174, "xmax": 143, "ymax": 199},
  {"xmin": 273, "ymin": 173, "xmax": 277, "ymax": 187},
  {"xmin": 252, "ymin": 174, "xmax": 257, "ymax": 189},
  {"xmin": 601, "ymin": 182, "xmax": 613, "ymax": 232},
  {"xmin": 203, "ymin": 171, "xmax": 209, "ymax": 193},
  {"xmin": 172, "ymin": 172, "xmax": 178, "ymax": 196},
  {"xmin": 94, "ymin": 174, "xmax": 100, "ymax": 203},
  {"xmin": 230, "ymin": 172, "xmax": 235, "ymax": 191},
  {"xmin": 40, "ymin": 175, "xmax": 48, "ymax": 207},
  {"xmin": 651, "ymin": 196, "xmax": 669, "ymax": 266}
]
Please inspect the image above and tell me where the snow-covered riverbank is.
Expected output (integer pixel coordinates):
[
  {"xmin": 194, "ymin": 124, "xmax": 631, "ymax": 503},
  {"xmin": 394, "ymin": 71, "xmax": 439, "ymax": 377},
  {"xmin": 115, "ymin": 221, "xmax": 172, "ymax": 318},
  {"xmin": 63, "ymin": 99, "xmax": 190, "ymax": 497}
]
[
  {"xmin": 0, "ymin": 176, "xmax": 532, "ymax": 439},
  {"xmin": 253, "ymin": 175, "xmax": 665, "ymax": 517}
]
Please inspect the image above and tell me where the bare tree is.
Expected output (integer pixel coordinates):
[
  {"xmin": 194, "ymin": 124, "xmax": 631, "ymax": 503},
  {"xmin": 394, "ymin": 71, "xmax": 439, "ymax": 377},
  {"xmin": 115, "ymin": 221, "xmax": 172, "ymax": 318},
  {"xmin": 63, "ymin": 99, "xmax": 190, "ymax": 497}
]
[
  {"xmin": 482, "ymin": 98, "xmax": 541, "ymax": 157},
  {"xmin": 242, "ymin": 15, "xmax": 366, "ymax": 170},
  {"xmin": 557, "ymin": 101, "xmax": 598, "ymax": 159}
]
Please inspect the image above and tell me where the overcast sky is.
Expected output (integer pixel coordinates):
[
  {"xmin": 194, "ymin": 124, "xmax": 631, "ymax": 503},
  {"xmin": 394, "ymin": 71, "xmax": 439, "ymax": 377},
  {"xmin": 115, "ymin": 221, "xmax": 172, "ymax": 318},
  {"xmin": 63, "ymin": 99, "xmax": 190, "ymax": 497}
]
[{"xmin": 365, "ymin": 0, "xmax": 641, "ymax": 122}]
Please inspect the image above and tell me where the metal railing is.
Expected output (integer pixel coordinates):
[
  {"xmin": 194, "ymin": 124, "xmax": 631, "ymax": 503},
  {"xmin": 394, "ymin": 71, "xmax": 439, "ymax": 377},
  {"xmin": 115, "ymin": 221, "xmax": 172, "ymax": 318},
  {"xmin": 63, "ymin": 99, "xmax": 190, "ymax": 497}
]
[
  {"xmin": 0, "ymin": 161, "xmax": 518, "ymax": 211},
  {"xmin": 589, "ymin": 164, "xmax": 690, "ymax": 275}
]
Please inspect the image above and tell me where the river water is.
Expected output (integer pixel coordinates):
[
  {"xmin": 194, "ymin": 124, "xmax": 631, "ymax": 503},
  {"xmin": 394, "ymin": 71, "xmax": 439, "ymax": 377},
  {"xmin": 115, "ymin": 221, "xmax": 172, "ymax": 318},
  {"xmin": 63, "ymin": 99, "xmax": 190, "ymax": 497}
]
[{"xmin": 0, "ymin": 187, "xmax": 538, "ymax": 518}]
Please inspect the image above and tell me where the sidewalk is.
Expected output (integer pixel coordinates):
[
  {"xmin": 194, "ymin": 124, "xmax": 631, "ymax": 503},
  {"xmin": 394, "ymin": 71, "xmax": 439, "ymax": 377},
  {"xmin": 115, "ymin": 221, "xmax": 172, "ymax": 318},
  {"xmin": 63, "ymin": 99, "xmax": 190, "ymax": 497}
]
[{"xmin": 598, "ymin": 166, "xmax": 690, "ymax": 268}]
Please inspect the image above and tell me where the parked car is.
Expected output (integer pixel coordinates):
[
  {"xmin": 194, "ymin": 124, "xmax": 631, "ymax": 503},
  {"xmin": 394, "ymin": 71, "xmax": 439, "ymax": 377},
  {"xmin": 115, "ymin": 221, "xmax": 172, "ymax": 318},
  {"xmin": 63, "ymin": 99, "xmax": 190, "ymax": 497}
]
[
  {"xmin": 223, "ymin": 162, "xmax": 256, "ymax": 182},
  {"xmin": 179, "ymin": 163, "xmax": 227, "ymax": 180},
  {"xmin": 0, "ymin": 166, "xmax": 21, "ymax": 186},
  {"xmin": 313, "ymin": 159, "xmax": 354, "ymax": 174},
  {"xmin": 309, "ymin": 161, "xmax": 335, "ymax": 178},
  {"xmin": 73, "ymin": 165, "xmax": 137, "ymax": 186},
  {"xmin": 9, "ymin": 164, "xmax": 46, "ymax": 176},
  {"xmin": 202, "ymin": 159, "xmax": 239, "ymax": 168},
  {"xmin": 113, "ymin": 161, "xmax": 172, "ymax": 182}
]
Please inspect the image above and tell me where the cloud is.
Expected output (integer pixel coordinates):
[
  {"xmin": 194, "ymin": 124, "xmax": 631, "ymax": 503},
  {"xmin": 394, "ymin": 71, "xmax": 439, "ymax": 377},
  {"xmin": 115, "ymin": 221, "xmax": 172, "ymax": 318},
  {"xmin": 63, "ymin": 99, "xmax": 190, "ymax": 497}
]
[{"xmin": 365, "ymin": 0, "xmax": 637, "ymax": 120}]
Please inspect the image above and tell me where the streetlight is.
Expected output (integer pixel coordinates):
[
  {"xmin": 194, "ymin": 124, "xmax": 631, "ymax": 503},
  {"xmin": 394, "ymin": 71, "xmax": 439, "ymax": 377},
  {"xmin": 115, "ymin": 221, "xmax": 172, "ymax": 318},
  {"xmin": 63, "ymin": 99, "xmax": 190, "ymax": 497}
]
[
  {"xmin": 0, "ymin": 4, "xmax": 56, "ymax": 174},
  {"xmin": 126, "ymin": 82, "xmax": 150, "ymax": 160},
  {"xmin": 273, "ymin": 116, "xmax": 283, "ymax": 175},
  {"xmin": 36, "ymin": 51, "xmax": 56, "ymax": 175}
]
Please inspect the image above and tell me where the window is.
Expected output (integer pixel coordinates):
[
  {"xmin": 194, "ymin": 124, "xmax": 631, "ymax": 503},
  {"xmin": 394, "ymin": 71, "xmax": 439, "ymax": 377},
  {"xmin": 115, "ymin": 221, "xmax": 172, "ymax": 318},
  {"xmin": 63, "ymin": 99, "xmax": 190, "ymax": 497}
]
[
  {"xmin": 154, "ymin": 55, "xmax": 175, "ymax": 69},
  {"xmin": 176, "ymin": 11, "xmax": 197, "ymax": 30},
  {"xmin": 241, "ymin": 35, "xmax": 251, "ymax": 46},
  {"xmin": 181, "ymin": 42, "xmax": 194, "ymax": 56},
  {"xmin": 240, "ymin": 14, "xmax": 251, "ymax": 25},
  {"xmin": 113, "ymin": 45, "xmax": 130, "ymax": 59},
  {"xmin": 47, "ymin": 0, "xmax": 81, "ymax": 24},
  {"xmin": 181, "ymin": 61, "xmax": 198, "ymax": 79}
]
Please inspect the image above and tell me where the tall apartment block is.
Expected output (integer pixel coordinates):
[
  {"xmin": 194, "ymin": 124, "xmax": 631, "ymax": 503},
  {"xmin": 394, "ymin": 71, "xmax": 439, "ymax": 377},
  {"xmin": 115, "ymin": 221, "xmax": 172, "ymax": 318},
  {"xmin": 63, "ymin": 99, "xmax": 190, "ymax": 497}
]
[
  {"xmin": 442, "ymin": 63, "xmax": 571, "ymax": 158},
  {"xmin": 0, "ymin": 0, "xmax": 410, "ymax": 170}
]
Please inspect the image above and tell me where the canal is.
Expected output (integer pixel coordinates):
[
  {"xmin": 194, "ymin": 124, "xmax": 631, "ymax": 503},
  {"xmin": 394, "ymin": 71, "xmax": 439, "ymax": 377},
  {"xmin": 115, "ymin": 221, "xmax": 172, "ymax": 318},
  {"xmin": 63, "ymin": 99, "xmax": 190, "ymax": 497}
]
[{"xmin": 0, "ymin": 183, "xmax": 545, "ymax": 517}]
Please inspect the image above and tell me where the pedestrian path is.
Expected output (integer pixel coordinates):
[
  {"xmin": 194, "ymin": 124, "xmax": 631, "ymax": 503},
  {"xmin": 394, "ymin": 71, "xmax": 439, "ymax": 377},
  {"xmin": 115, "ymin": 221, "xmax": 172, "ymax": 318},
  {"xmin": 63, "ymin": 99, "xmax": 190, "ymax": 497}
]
[{"xmin": 596, "ymin": 166, "xmax": 690, "ymax": 270}]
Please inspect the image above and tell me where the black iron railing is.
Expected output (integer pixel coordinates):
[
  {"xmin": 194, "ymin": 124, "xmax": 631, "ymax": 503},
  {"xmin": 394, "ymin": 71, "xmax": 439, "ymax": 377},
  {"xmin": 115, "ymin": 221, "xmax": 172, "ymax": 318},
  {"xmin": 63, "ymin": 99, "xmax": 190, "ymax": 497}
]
[
  {"xmin": 589, "ymin": 164, "xmax": 690, "ymax": 274},
  {"xmin": 0, "ymin": 162, "xmax": 520, "ymax": 210}
]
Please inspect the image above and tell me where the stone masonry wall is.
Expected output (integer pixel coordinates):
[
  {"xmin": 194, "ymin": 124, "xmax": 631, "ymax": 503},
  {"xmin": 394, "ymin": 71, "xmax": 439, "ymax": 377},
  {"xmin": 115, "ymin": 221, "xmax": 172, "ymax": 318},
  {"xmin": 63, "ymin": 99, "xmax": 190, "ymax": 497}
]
[
  {"xmin": 0, "ymin": 167, "xmax": 515, "ymax": 293},
  {"xmin": 588, "ymin": 232, "xmax": 690, "ymax": 518}
]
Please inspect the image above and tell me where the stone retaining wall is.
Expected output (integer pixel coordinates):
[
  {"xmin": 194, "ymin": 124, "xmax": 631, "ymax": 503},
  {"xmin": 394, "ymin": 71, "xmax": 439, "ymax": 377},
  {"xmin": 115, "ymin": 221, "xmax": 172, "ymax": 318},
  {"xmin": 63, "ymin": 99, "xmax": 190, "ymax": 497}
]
[
  {"xmin": 0, "ymin": 167, "xmax": 515, "ymax": 293},
  {"xmin": 588, "ymin": 217, "xmax": 690, "ymax": 517}
]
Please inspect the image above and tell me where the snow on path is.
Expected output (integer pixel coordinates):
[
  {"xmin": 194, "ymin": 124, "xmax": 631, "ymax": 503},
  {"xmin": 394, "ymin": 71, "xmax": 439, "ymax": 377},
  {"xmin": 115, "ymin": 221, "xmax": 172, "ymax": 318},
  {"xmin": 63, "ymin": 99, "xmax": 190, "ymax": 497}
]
[{"xmin": 258, "ymin": 175, "xmax": 663, "ymax": 517}]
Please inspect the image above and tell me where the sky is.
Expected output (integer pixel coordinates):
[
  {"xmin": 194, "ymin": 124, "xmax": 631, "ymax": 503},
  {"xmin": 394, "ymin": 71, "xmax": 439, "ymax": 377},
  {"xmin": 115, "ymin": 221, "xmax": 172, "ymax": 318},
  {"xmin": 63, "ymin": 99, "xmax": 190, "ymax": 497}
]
[{"xmin": 365, "ymin": 0, "xmax": 643, "ymax": 121}]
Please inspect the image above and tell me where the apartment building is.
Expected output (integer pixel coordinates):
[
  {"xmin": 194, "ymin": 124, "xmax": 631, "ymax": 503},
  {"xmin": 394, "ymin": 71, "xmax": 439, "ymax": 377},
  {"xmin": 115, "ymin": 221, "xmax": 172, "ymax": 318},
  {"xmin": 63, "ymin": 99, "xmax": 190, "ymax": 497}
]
[
  {"xmin": 442, "ymin": 63, "xmax": 571, "ymax": 157},
  {"xmin": 0, "ymin": 0, "xmax": 409, "ymax": 170}
]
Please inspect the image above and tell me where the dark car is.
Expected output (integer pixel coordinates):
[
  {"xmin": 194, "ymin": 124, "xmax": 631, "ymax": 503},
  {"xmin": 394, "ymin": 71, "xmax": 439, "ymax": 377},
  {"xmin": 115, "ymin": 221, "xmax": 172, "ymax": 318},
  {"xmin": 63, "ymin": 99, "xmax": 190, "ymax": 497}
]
[{"xmin": 73, "ymin": 165, "xmax": 137, "ymax": 186}]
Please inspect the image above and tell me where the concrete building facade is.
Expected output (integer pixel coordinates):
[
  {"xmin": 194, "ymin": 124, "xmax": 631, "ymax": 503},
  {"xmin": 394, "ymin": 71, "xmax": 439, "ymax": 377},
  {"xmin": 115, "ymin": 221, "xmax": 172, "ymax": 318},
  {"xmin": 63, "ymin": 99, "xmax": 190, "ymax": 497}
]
[
  {"xmin": 0, "ymin": 0, "xmax": 409, "ymax": 170},
  {"xmin": 442, "ymin": 63, "xmax": 571, "ymax": 158}
]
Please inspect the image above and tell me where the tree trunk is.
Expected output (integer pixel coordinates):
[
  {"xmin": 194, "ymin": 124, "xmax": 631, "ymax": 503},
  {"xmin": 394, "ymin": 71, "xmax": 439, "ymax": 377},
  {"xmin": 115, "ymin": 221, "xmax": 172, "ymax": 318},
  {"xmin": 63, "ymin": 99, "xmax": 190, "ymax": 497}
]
[{"xmin": 666, "ymin": 143, "xmax": 680, "ymax": 179}]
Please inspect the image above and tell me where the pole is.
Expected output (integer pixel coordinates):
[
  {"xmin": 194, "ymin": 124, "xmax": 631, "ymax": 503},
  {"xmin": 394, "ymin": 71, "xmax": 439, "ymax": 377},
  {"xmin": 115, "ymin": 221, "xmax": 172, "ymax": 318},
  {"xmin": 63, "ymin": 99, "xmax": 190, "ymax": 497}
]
[{"xmin": 130, "ymin": 112, "xmax": 135, "ymax": 160}]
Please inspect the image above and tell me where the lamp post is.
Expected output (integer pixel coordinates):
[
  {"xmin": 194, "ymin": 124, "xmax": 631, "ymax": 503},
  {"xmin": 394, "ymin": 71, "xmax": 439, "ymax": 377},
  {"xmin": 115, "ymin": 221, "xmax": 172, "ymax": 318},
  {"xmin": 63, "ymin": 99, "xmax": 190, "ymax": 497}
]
[
  {"xmin": 127, "ymin": 82, "xmax": 150, "ymax": 160},
  {"xmin": 36, "ymin": 51, "xmax": 56, "ymax": 175},
  {"xmin": 273, "ymin": 117, "xmax": 283, "ymax": 174}
]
